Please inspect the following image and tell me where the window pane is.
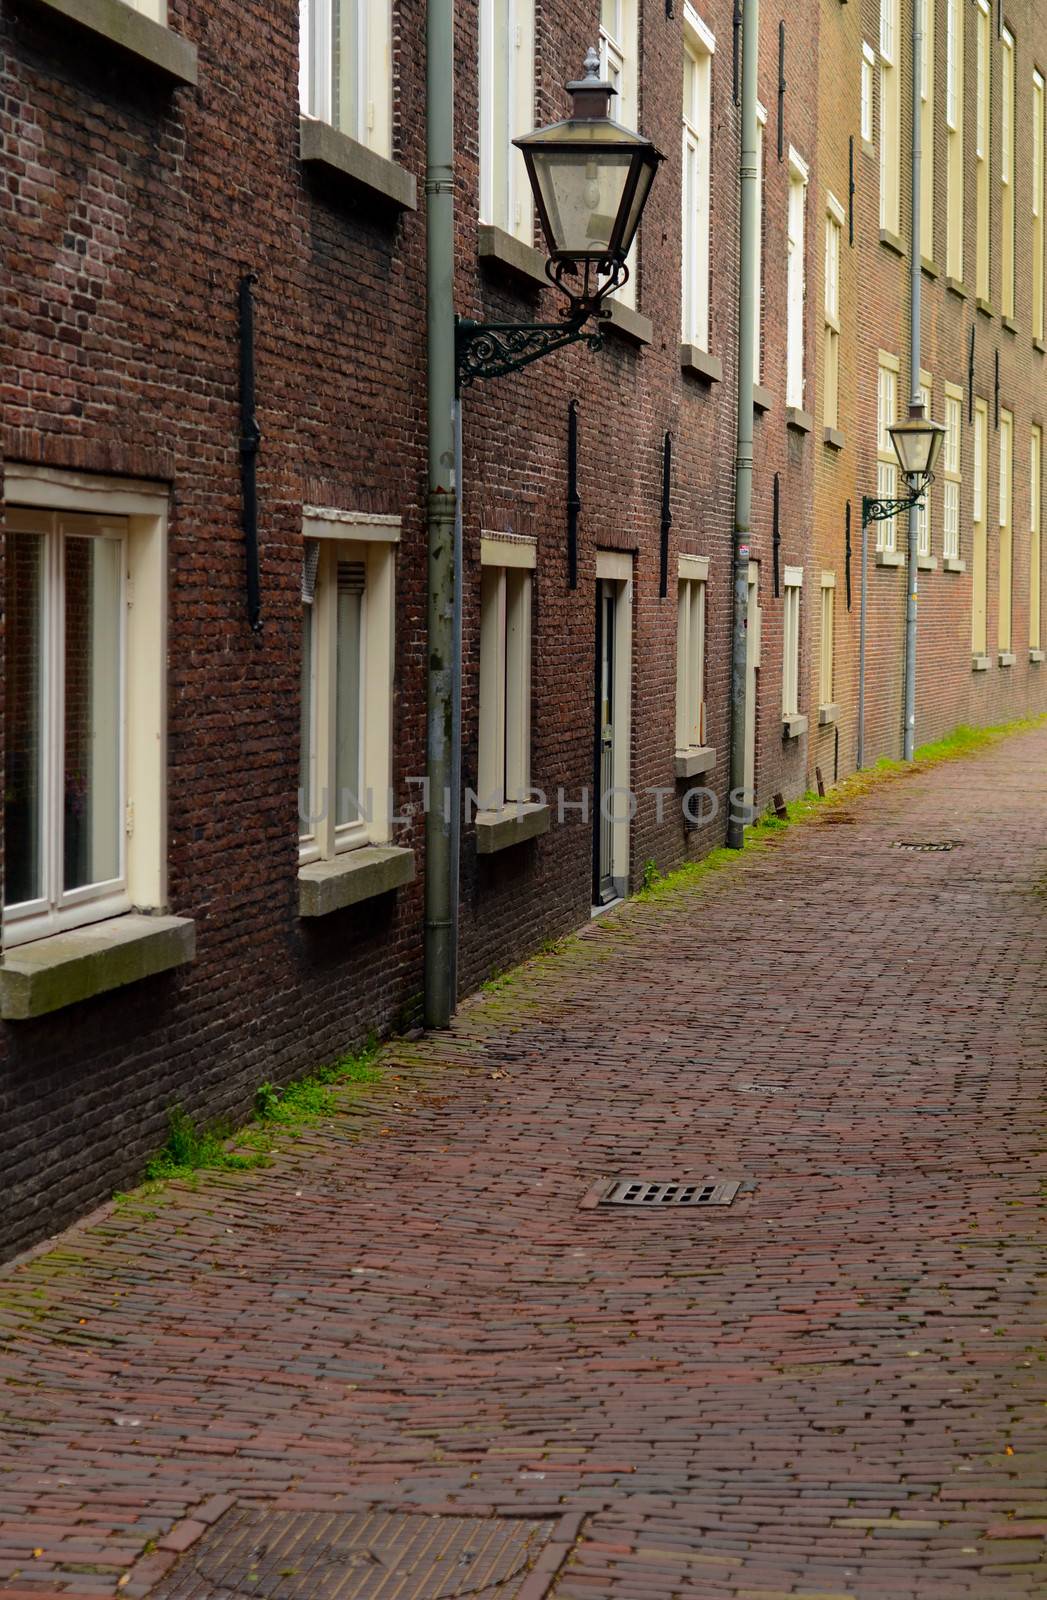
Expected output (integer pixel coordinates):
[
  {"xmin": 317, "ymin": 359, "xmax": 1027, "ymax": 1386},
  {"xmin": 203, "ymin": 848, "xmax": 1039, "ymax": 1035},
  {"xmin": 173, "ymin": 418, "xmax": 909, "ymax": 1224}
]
[
  {"xmin": 4, "ymin": 531, "xmax": 46, "ymax": 909},
  {"xmin": 63, "ymin": 534, "xmax": 122, "ymax": 893},
  {"xmin": 335, "ymin": 568, "xmax": 363, "ymax": 828}
]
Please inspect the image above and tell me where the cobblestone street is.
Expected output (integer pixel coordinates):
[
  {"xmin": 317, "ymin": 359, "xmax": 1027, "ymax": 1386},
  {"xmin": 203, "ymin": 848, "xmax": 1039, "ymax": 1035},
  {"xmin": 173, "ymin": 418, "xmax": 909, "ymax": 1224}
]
[{"xmin": 1, "ymin": 728, "xmax": 1044, "ymax": 1600}]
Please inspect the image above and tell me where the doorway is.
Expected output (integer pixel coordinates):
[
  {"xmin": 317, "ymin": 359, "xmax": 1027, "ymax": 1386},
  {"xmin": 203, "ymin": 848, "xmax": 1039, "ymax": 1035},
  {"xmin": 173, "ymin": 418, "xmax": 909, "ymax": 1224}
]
[{"xmin": 593, "ymin": 555, "xmax": 632, "ymax": 906}]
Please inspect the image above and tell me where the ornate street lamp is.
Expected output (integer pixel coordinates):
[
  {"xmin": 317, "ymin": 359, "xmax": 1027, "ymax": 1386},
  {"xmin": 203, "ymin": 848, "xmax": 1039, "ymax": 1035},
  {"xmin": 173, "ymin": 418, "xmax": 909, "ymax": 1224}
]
[
  {"xmin": 857, "ymin": 401, "xmax": 947, "ymax": 768},
  {"xmin": 455, "ymin": 48, "xmax": 664, "ymax": 387}
]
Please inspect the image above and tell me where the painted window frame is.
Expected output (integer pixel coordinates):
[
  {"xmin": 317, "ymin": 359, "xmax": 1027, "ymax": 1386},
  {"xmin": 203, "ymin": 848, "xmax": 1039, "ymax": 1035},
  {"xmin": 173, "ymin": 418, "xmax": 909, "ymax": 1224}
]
[
  {"xmin": 943, "ymin": 383, "xmax": 964, "ymax": 561},
  {"xmin": 879, "ymin": 0, "xmax": 901, "ymax": 234},
  {"xmin": 876, "ymin": 353, "xmax": 900, "ymax": 553},
  {"xmin": 819, "ymin": 573, "xmax": 836, "ymax": 711},
  {"xmin": 2, "ymin": 470, "xmax": 168, "ymax": 953},
  {"xmin": 1000, "ymin": 25, "xmax": 1016, "ymax": 319},
  {"xmin": 975, "ymin": 0, "xmax": 991, "ymax": 303},
  {"xmin": 478, "ymin": 535, "xmax": 536, "ymax": 814},
  {"xmin": 1034, "ymin": 71, "xmax": 1045, "ymax": 342},
  {"xmin": 861, "ymin": 41, "xmax": 876, "ymax": 145},
  {"xmin": 782, "ymin": 567, "xmax": 803, "ymax": 719},
  {"xmin": 946, "ymin": 0, "xmax": 965, "ymax": 281},
  {"xmin": 675, "ymin": 555, "xmax": 709, "ymax": 755},
  {"xmin": 972, "ymin": 397, "xmax": 989, "ymax": 655},
  {"xmin": 601, "ymin": 0, "xmax": 640, "ymax": 309},
  {"xmin": 917, "ymin": 373, "xmax": 933, "ymax": 557},
  {"xmin": 823, "ymin": 194, "xmax": 844, "ymax": 431},
  {"xmin": 998, "ymin": 409, "xmax": 1014, "ymax": 652},
  {"xmin": 299, "ymin": 0, "xmax": 393, "ymax": 159},
  {"xmin": 1031, "ymin": 424, "xmax": 1043, "ymax": 651},
  {"xmin": 786, "ymin": 147, "xmax": 809, "ymax": 411},
  {"xmin": 298, "ymin": 510, "xmax": 398, "ymax": 865},
  {"xmin": 680, "ymin": 9, "xmax": 715, "ymax": 350},
  {"xmin": 479, "ymin": 0, "xmax": 536, "ymax": 244},
  {"xmin": 920, "ymin": 0, "xmax": 934, "ymax": 260}
]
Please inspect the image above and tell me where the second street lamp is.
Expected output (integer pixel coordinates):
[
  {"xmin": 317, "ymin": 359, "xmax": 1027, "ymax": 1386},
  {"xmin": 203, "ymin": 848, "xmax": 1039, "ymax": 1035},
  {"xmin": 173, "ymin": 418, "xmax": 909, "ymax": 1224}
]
[
  {"xmin": 857, "ymin": 401, "xmax": 947, "ymax": 769},
  {"xmin": 455, "ymin": 48, "xmax": 664, "ymax": 387}
]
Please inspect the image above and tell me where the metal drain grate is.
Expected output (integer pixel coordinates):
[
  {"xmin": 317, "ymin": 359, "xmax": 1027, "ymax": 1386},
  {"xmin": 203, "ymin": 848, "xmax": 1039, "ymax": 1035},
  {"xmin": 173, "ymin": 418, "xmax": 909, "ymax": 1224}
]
[
  {"xmin": 581, "ymin": 1176, "xmax": 740, "ymax": 1209},
  {"xmin": 893, "ymin": 839, "xmax": 962, "ymax": 852},
  {"xmin": 151, "ymin": 1507, "xmax": 559, "ymax": 1600}
]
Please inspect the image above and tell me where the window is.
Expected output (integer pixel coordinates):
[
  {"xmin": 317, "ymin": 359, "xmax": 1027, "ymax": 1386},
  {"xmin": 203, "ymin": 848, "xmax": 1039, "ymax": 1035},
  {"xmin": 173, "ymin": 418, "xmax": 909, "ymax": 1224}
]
[
  {"xmin": 782, "ymin": 568, "xmax": 803, "ymax": 719},
  {"xmin": 877, "ymin": 356, "xmax": 899, "ymax": 553},
  {"xmin": 943, "ymin": 386, "xmax": 963, "ymax": 561},
  {"xmin": 787, "ymin": 150, "xmax": 808, "ymax": 410},
  {"xmin": 1031, "ymin": 425, "xmax": 1043, "ymax": 651},
  {"xmin": 1001, "ymin": 27, "xmax": 1015, "ymax": 319},
  {"xmin": 920, "ymin": 0, "xmax": 934, "ymax": 260},
  {"xmin": 823, "ymin": 197, "xmax": 844, "ymax": 431},
  {"xmin": 299, "ymin": 515, "xmax": 397, "ymax": 862},
  {"xmin": 972, "ymin": 398, "xmax": 989, "ymax": 654},
  {"xmin": 879, "ymin": 0, "xmax": 901, "ymax": 234},
  {"xmin": 675, "ymin": 557, "xmax": 708, "ymax": 754},
  {"xmin": 975, "ymin": 0, "xmax": 991, "ymax": 302},
  {"xmin": 861, "ymin": 42, "xmax": 876, "ymax": 144},
  {"xmin": 753, "ymin": 104, "xmax": 766, "ymax": 383},
  {"xmin": 601, "ymin": 0, "xmax": 639, "ymax": 308},
  {"xmin": 681, "ymin": 13, "xmax": 714, "ymax": 349},
  {"xmin": 917, "ymin": 375, "xmax": 932, "ymax": 557},
  {"xmin": 299, "ymin": 0, "xmax": 393, "ymax": 159},
  {"xmin": 2, "ymin": 483, "xmax": 167, "ymax": 952},
  {"xmin": 998, "ymin": 409, "xmax": 1013, "ymax": 653},
  {"xmin": 478, "ymin": 537, "xmax": 535, "ymax": 813},
  {"xmin": 1035, "ymin": 72, "xmax": 1045, "ymax": 342},
  {"xmin": 479, "ymin": 0, "xmax": 535, "ymax": 243},
  {"xmin": 819, "ymin": 574, "xmax": 836, "ymax": 711},
  {"xmin": 946, "ymin": 0, "xmax": 964, "ymax": 281},
  {"xmin": 125, "ymin": 0, "xmax": 164, "ymax": 17}
]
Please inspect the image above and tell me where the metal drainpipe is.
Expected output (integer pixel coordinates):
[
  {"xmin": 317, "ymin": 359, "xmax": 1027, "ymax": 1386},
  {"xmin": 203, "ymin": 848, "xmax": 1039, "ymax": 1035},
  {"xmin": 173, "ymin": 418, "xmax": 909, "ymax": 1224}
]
[
  {"xmin": 727, "ymin": 0, "xmax": 759, "ymax": 849},
  {"xmin": 424, "ymin": 0, "xmax": 458, "ymax": 1027},
  {"xmin": 903, "ymin": 0, "xmax": 923, "ymax": 761}
]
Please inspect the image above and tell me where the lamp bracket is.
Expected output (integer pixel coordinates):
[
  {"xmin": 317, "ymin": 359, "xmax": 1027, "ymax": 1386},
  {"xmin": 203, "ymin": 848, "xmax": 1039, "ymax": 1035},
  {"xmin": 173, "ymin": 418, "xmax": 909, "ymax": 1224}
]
[
  {"xmin": 455, "ymin": 258, "xmax": 629, "ymax": 387},
  {"xmin": 861, "ymin": 491, "xmax": 923, "ymax": 527}
]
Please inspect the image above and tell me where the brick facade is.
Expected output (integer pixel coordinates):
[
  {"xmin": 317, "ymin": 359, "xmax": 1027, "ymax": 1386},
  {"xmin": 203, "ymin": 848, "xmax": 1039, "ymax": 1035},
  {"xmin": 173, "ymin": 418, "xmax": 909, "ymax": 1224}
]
[{"xmin": 1, "ymin": 0, "xmax": 1044, "ymax": 1259}]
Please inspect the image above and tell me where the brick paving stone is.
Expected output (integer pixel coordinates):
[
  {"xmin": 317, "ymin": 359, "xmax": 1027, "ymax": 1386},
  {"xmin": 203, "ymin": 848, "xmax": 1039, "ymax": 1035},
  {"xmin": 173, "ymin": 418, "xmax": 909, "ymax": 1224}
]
[{"xmin": 0, "ymin": 731, "xmax": 1044, "ymax": 1598}]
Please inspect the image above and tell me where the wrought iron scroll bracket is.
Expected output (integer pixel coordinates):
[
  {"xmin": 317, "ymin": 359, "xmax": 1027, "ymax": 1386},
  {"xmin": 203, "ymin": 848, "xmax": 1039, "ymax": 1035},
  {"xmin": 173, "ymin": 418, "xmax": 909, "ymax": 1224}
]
[
  {"xmin": 861, "ymin": 491, "xmax": 925, "ymax": 528},
  {"xmin": 456, "ymin": 316, "xmax": 605, "ymax": 388}
]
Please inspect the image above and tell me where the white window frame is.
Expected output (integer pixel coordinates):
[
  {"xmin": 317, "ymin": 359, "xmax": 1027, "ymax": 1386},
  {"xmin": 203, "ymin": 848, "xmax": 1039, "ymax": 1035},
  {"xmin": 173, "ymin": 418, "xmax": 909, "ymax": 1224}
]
[
  {"xmin": 879, "ymin": 0, "xmax": 901, "ymax": 233},
  {"xmin": 819, "ymin": 573, "xmax": 836, "ymax": 711},
  {"xmin": 786, "ymin": 148, "xmax": 809, "ymax": 411},
  {"xmin": 1000, "ymin": 26, "xmax": 1016, "ymax": 319},
  {"xmin": 299, "ymin": 0, "xmax": 393, "ymax": 159},
  {"xmin": 861, "ymin": 42, "xmax": 876, "ymax": 144},
  {"xmin": 753, "ymin": 104, "xmax": 767, "ymax": 384},
  {"xmin": 298, "ymin": 509, "xmax": 398, "ymax": 864},
  {"xmin": 602, "ymin": 0, "xmax": 640, "ymax": 308},
  {"xmin": 999, "ymin": 409, "xmax": 1014, "ymax": 652},
  {"xmin": 917, "ymin": 374, "xmax": 933, "ymax": 557},
  {"xmin": 943, "ymin": 384, "xmax": 963, "ymax": 561},
  {"xmin": 972, "ymin": 398, "xmax": 989, "ymax": 654},
  {"xmin": 946, "ymin": 0, "xmax": 965, "ymax": 281},
  {"xmin": 1034, "ymin": 71, "xmax": 1045, "ymax": 342},
  {"xmin": 782, "ymin": 567, "xmax": 803, "ymax": 719},
  {"xmin": 675, "ymin": 555, "xmax": 709, "ymax": 754},
  {"xmin": 479, "ymin": 0, "xmax": 535, "ymax": 243},
  {"xmin": 975, "ymin": 0, "xmax": 991, "ymax": 302},
  {"xmin": 681, "ymin": 12, "xmax": 715, "ymax": 350},
  {"xmin": 1031, "ymin": 424, "xmax": 1043, "ymax": 651},
  {"xmin": 123, "ymin": 0, "xmax": 165, "ymax": 18},
  {"xmin": 920, "ymin": 0, "xmax": 934, "ymax": 260},
  {"xmin": 478, "ymin": 534, "xmax": 536, "ymax": 814},
  {"xmin": 823, "ymin": 194, "xmax": 844, "ymax": 431},
  {"xmin": 2, "ymin": 468, "xmax": 168, "ymax": 952},
  {"xmin": 877, "ymin": 354, "xmax": 899, "ymax": 553}
]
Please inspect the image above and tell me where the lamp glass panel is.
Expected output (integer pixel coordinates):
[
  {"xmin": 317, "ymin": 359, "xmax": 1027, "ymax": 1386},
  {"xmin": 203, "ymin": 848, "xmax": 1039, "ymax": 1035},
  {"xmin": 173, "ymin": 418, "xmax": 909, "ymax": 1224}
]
[{"xmin": 531, "ymin": 148, "xmax": 633, "ymax": 257}]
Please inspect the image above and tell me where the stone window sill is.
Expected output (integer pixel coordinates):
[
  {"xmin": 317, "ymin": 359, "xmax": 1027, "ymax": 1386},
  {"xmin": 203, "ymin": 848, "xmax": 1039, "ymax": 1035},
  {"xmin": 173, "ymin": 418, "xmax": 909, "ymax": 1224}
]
[
  {"xmin": 605, "ymin": 300, "xmax": 653, "ymax": 346},
  {"xmin": 477, "ymin": 224, "xmax": 547, "ymax": 289},
  {"xmin": 1002, "ymin": 315, "xmax": 1018, "ymax": 335},
  {"xmin": 298, "ymin": 845, "xmax": 415, "ymax": 917},
  {"xmin": 783, "ymin": 713, "xmax": 808, "ymax": 739},
  {"xmin": 976, "ymin": 296, "xmax": 994, "ymax": 318},
  {"xmin": 945, "ymin": 276, "xmax": 967, "ymax": 299},
  {"xmin": 818, "ymin": 703, "xmax": 839, "ymax": 726},
  {"xmin": 753, "ymin": 384, "xmax": 774, "ymax": 413},
  {"xmin": 674, "ymin": 746, "xmax": 716, "ymax": 779},
  {"xmin": 1034, "ymin": 337, "xmax": 1046, "ymax": 355},
  {"xmin": 786, "ymin": 406, "xmax": 813, "ymax": 435},
  {"xmin": 30, "ymin": 0, "xmax": 198, "ymax": 84},
  {"xmin": 943, "ymin": 556, "xmax": 966, "ymax": 572},
  {"xmin": 299, "ymin": 118, "xmax": 417, "ymax": 211},
  {"xmin": 972, "ymin": 654, "xmax": 991, "ymax": 672},
  {"xmin": 475, "ymin": 802, "xmax": 550, "ymax": 855},
  {"xmin": 1030, "ymin": 648, "xmax": 1045, "ymax": 663},
  {"xmin": 921, "ymin": 257, "xmax": 940, "ymax": 279},
  {"xmin": 879, "ymin": 227, "xmax": 906, "ymax": 258},
  {"xmin": 917, "ymin": 555, "xmax": 938, "ymax": 571},
  {"xmin": 824, "ymin": 426, "xmax": 845, "ymax": 451},
  {"xmin": 680, "ymin": 344, "xmax": 722, "ymax": 384},
  {"xmin": 998, "ymin": 650, "xmax": 1016, "ymax": 667},
  {"xmin": 0, "ymin": 914, "xmax": 195, "ymax": 1021},
  {"xmin": 876, "ymin": 550, "xmax": 905, "ymax": 567}
]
